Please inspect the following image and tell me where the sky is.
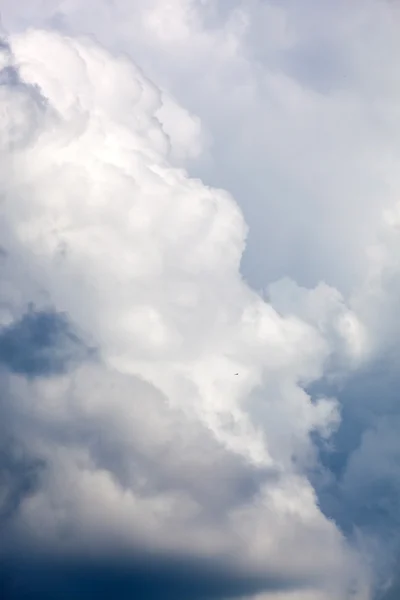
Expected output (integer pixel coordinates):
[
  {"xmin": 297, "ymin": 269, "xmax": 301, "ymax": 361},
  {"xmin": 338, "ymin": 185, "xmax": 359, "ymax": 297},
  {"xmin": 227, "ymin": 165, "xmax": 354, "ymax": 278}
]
[{"xmin": 1, "ymin": 1, "xmax": 400, "ymax": 599}]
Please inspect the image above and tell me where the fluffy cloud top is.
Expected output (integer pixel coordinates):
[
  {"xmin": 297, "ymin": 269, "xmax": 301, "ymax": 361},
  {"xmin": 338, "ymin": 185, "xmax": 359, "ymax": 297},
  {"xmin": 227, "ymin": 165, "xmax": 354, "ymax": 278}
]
[{"xmin": 1, "ymin": 2, "xmax": 400, "ymax": 600}]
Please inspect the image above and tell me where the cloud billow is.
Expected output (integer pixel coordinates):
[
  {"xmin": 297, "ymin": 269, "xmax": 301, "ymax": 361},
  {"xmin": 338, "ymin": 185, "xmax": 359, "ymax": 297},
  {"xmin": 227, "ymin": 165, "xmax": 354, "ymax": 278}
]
[{"xmin": 2, "ymin": 2, "xmax": 400, "ymax": 599}]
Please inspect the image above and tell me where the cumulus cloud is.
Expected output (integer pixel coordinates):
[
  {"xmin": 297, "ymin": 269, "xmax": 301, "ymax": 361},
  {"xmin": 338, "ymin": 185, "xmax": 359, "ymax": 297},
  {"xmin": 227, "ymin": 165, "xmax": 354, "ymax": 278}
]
[
  {"xmin": 9, "ymin": 0, "xmax": 399, "ymax": 294},
  {"xmin": 0, "ymin": 22, "xmax": 362, "ymax": 600},
  {"xmin": 2, "ymin": 1, "xmax": 400, "ymax": 599}
]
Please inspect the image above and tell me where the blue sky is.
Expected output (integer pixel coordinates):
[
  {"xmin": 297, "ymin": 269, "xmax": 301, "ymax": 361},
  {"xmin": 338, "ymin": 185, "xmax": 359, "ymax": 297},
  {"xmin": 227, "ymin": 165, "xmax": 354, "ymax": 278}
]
[{"xmin": 1, "ymin": 2, "xmax": 400, "ymax": 599}]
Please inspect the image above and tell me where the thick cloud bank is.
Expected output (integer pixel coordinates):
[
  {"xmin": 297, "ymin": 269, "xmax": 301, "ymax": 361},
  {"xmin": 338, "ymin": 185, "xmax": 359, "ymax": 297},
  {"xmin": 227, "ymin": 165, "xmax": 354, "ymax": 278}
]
[{"xmin": 1, "ymin": 2, "xmax": 400, "ymax": 600}]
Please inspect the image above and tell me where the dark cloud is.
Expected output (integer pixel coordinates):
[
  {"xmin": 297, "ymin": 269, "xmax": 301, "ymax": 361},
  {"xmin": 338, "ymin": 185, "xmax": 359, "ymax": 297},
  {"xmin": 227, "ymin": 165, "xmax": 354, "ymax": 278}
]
[
  {"xmin": 380, "ymin": 578, "xmax": 400, "ymax": 600},
  {"xmin": 0, "ymin": 308, "xmax": 95, "ymax": 377},
  {"xmin": 0, "ymin": 550, "xmax": 313, "ymax": 600},
  {"xmin": 0, "ymin": 307, "xmax": 92, "ymax": 550},
  {"xmin": 309, "ymin": 354, "xmax": 400, "ymax": 522},
  {"xmin": 306, "ymin": 353, "xmax": 400, "ymax": 598},
  {"xmin": 0, "ymin": 436, "xmax": 45, "ymax": 524}
]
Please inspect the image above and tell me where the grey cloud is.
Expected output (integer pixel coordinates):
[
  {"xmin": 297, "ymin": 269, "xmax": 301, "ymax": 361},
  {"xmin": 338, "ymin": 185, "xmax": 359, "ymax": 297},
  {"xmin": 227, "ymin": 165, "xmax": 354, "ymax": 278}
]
[
  {"xmin": 0, "ymin": 307, "xmax": 92, "ymax": 539},
  {"xmin": 0, "ymin": 435, "xmax": 45, "ymax": 525},
  {"xmin": 0, "ymin": 308, "xmax": 95, "ymax": 377},
  {"xmin": 380, "ymin": 578, "xmax": 400, "ymax": 600},
  {"xmin": 0, "ymin": 549, "xmax": 315, "ymax": 600},
  {"xmin": 307, "ymin": 353, "xmax": 400, "ymax": 595},
  {"xmin": 282, "ymin": 38, "xmax": 351, "ymax": 94},
  {"xmin": 19, "ymin": 363, "xmax": 277, "ymax": 519},
  {"xmin": 0, "ymin": 65, "xmax": 20, "ymax": 87}
]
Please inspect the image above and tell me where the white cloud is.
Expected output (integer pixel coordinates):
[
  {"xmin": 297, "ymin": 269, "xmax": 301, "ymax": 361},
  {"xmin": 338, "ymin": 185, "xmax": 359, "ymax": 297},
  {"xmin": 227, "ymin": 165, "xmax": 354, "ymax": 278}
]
[{"xmin": 7, "ymin": 0, "xmax": 399, "ymax": 294}]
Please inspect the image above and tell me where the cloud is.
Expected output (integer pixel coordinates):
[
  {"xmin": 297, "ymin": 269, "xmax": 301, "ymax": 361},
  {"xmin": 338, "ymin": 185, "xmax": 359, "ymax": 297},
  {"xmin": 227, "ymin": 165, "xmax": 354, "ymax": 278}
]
[
  {"xmin": 10, "ymin": 0, "xmax": 399, "ymax": 295},
  {"xmin": 0, "ymin": 308, "xmax": 94, "ymax": 376},
  {"xmin": 0, "ymin": 22, "xmax": 366, "ymax": 600},
  {"xmin": 0, "ymin": 436, "xmax": 45, "ymax": 525},
  {"xmin": 0, "ymin": 551, "xmax": 315, "ymax": 600},
  {"xmin": 3, "ymin": 1, "xmax": 400, "ymax": 599}
]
